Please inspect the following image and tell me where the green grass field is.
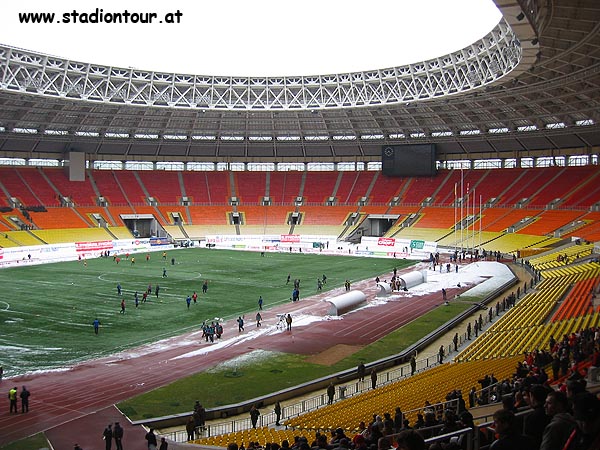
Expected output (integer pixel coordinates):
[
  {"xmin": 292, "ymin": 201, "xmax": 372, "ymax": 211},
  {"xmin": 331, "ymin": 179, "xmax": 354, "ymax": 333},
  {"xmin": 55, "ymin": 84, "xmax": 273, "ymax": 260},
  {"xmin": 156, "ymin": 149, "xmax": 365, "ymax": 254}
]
[
  {"xmin": 119, "ymin": 301, "xmax": 471, "ymax": 419},
  {"xmin": 0, "ymin": 248, "xmax": 413, "ymax": 377}
]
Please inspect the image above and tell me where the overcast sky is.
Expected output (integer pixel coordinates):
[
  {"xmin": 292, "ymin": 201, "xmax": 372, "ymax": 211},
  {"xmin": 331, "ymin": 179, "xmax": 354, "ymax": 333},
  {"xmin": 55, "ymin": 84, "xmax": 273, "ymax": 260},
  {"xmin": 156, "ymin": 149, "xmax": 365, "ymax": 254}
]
[{"xmin": 1, "ymin": 0, "xmax": 502, "ymax": 76}]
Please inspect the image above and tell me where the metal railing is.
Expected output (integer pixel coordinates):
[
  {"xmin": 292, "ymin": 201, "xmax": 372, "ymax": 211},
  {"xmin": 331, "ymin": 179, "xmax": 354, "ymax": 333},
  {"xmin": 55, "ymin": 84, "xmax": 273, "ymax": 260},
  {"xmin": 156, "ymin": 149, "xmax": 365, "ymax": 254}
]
[
  {"xmin": 152, "ymin": 269, "xmax": 522, "ymax": 442},
  {"xmin": 165, "ymin": 359, "xmax": 457, "ymax": 442}
]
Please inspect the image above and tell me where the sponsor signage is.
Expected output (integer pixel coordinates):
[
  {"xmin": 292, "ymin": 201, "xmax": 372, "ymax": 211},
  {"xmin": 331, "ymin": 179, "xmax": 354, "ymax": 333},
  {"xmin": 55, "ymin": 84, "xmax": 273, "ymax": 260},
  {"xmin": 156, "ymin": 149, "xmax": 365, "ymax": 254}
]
[
  {"xmin": 281, "ymin": 234, "xmax": 301, "ymax": 243},
  {"xmin": 377, "ymin": 237, "xmax": 395, "ymax": 246}
]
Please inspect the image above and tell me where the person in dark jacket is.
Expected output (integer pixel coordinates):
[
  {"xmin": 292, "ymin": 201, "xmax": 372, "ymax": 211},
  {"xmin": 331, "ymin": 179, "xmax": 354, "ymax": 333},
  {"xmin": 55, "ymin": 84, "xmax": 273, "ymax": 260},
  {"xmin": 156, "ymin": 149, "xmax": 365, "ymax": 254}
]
[
  {"xmin": 490, "ymin": 409, "xmax": 535, "ymax": 450},
  {"xmin": 103, "ymin": 424, "xmax": 113, "ymax": 450},
  {"xmin": 540, "ymin": 391, "xmax": 577, "ymax": 450},
  {"xmin": 145, "ymin": 428, "xmax": 158, "ymax": 450},
  {"xmin": 114, "ymin": 422, "xmax": 124, "ymax": 450},
  {"xmin": 19, "ymin": 386, "xmax": 30, "ymax": 413},
  {"xmin": 249, "ymin": 405, "xmax": 260, "ymax": 428},
  {"xmin": 523, "ymin": 385, "xmax": 551, "ymax": 450}
]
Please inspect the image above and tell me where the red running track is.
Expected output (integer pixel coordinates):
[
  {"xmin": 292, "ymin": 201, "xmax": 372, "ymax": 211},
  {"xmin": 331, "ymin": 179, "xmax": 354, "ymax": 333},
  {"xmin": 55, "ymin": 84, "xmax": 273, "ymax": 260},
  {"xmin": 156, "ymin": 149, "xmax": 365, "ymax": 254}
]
[{"xmin": 0, "ymin": 269, "xmax": 467, "ymax": 449}]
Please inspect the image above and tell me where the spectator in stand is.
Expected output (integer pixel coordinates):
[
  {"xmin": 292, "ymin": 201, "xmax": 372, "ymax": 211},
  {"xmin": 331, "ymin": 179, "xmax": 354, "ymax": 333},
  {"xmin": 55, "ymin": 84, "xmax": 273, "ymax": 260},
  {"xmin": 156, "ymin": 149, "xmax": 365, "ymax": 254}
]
[
  {"xmin": 395, "ymin": 430, "xmax": 425, "ymax": 450},
  {"xmin": 540, "ymin": 390, "xmax": 577, "ymax": 450},
  {"xmin": 377, "ymin": 437, "xmax": 392, "ymax": 450},
  {"xmin": 490, "ymin": 409, "xmax": 534, "ymax": 450},
  {"xmin": 393, "ymin": 407, "xmax": 404, "ymax": 433},
  {"xmin": 523, "ymin": 384, "xmax": 551, "ymax": 450},
  {"xmin": 568, "ymin": 391, "xmax": 600, "ymax": 450}
]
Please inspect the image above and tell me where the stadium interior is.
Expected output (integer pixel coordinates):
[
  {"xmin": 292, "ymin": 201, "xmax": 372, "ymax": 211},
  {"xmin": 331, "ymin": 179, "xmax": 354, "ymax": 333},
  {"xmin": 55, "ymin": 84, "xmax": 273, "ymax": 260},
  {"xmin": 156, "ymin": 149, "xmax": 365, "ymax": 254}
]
[{"xmin": 1, "ymin": 0, "xmax": 600, "ymax": 449}]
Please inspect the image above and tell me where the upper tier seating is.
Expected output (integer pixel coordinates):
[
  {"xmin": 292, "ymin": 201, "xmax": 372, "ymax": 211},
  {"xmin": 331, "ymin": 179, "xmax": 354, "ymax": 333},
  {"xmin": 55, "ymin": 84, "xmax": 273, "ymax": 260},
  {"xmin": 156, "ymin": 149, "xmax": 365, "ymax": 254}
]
[
  {"xmin": 401, "ymin": 173, "xmax": 447, "ymax": 205},
  {"xmin": 302, "ymin": 172, "xmax": 338, "ymax": 204},
  {"xmin": 137, "ymin": 170, "xmax": 182, "ymax": 204},
  {"xmin": 43, "ymin": 168, "xmax": 97, "ymax": 206},
  {"xmin": 0, "ymin": 167, "xmax": 43, "ymax": 207},
  {"xmin": 234, "ymin": 172, "xmax": 267, "ymax": 204},
  {"xmin": 15, "ymin": 167, "xmax": 60, "ymax": 206},
  {"xmin": 559, "ymin": 166, "xmax": 600, "ymax": 208},
  {"xmin": 444, "ymin": 168, "xmax": 520, "ymax": 207},
  {"xmin": 501, "ymin": 166, "xmax": 563, "ymax": 207},
  {"xmin": 205, "ymin": 172, "xmax": 231, "ymax": 204},
  {"xmin": 181, "ymin": 171, "xmax": 211, "ymax": 204},
  {"xmin": 113, "ymin": 171, "xmax": 147, "ymax": 205},
  {"xmin": 91, "ymin": 170, "xmax": 129, "ymax": 205},
  {"xmin": 431, "ymin": 170, "xmax": 482, "ymax": 206},
  {"xmin": 368, "ymin": 174, "xmax": 407, "ymax": 204},
  {"xmin": 336, "ymin": 171, "xmax": 375, "ymax": 204},
  {"xmin": 269, "ymin": 172, "xmax": 303, "ymax": 204}
]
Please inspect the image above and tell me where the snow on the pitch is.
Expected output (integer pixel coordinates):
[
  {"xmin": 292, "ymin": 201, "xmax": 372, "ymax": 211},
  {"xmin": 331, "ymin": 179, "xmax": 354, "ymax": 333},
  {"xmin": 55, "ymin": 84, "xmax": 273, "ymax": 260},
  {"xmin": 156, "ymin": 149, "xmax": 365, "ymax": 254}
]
[
  {"xmin": 354, "ymin": 260, "xmax": 514, "ymax": 308},
  {"xmin": 167, "ymin": 261, "xmax": 512, "ymax": 361},
  {"xmin": 171, "ymin": 313, "xmax": 335, "ymax": 360},
  {"xmin": 92, "ymin": 262, "xmax": 515, "ymax": 365}
]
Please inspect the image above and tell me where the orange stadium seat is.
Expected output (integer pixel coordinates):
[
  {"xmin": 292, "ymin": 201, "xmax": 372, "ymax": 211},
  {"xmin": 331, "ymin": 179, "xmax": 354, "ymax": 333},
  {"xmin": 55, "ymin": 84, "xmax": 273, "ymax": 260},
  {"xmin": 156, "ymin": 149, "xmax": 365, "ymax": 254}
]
[
  {"xmin": 137, "ymin": 170, "xmax": 183, "ymax": 204},
  {"xmin": 113, "ymin": 171, "xmax": 147, "ymax": 205},
  {"xmin": 234, "ymin": 172, "xmax": 268, "ymax": 204},
  {"xmin": 42, "ymin": 168, "xmax": 98, "ymax": 207},
  {"xmin": 91, "ymin": 170, "xmax": 129, "ymax": 205},
  {"xmin": 302, "ymin": 171, "xmax": 338, "ymax": 204},
  {"xmin": 269, "ymin": 172, "xmax": 304, "ymax": 205}
]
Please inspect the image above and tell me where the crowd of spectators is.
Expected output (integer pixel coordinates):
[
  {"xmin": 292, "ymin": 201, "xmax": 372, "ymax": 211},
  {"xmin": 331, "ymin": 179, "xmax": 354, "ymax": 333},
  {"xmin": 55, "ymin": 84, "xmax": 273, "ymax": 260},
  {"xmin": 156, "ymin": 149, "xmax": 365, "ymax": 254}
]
[{"xmin": 222, "ymin": 326, "xmax": 599, "ymax": 450}]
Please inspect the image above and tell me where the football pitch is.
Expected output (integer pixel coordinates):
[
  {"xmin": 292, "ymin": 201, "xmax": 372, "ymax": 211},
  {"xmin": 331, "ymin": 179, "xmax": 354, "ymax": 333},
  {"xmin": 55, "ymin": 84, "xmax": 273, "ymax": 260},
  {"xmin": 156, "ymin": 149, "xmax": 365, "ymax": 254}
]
[{"xmin": 0, "ymin": 248, "xmax": 412, "ymax": 378}]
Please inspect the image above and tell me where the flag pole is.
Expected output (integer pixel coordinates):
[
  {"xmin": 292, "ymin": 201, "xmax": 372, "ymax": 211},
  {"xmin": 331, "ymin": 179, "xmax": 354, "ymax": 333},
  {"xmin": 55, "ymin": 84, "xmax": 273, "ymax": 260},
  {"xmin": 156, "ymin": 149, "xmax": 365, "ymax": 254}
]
[
  {"xmin": 479, "ymin": 193, "xmax": 483, "ymax": 254},
  {"xmin": 472, "ymin": 187, "xmax": 476, "ymax": 256},
  {"xmin": 460, "ymin": 169, "xmax": 464, "ymax": 253},
  {"xmin": 454, "ymin": 181, "xmax": 457, "ymax": 254}
]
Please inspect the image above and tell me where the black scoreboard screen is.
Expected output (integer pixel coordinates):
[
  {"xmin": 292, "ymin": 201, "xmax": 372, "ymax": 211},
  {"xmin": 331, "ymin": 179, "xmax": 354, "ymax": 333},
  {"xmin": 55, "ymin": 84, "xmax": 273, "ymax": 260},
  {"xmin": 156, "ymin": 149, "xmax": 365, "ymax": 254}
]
[{"xmin": 381, "ymin": 144, "xmax": 437, "ymax": 177}]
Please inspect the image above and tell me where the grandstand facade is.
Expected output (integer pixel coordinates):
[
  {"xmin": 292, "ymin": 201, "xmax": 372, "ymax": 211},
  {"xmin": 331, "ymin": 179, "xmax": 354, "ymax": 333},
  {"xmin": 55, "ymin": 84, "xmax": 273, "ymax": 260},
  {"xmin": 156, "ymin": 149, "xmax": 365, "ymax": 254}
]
[
  {"xmin": 0, "ymin": 0, "xmax": 598, "ymax": 255},
  {"xmin": 1, "ymin": 0, "xmax": 600, "ymax": 449},
  {"xmin": 1, "ymin": 165, "xmax": 600, "ymax": 255}
]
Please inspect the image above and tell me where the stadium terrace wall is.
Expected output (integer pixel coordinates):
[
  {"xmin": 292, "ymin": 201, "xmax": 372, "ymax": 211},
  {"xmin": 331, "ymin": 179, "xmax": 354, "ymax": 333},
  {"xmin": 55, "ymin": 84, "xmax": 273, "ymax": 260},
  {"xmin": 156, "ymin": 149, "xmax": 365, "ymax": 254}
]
[
  {"xmin": 0, "ymin": 239, "xmax": 172, "ymax": 267},
  {"xmin": 204, "ymin": 234, "xmax": 438, "ymax": 259}
]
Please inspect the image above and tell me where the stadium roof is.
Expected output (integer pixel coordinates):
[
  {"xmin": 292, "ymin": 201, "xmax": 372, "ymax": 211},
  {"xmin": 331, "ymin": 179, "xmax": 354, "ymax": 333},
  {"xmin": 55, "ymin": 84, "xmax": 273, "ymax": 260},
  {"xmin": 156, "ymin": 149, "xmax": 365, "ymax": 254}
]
[
  {"xmin": 2, "ymin": 0, "xmax": 502, "ymax": 77},
  {"xmin": 0, "ymin": 0, "xmax": 599, "ymax": 163}
]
